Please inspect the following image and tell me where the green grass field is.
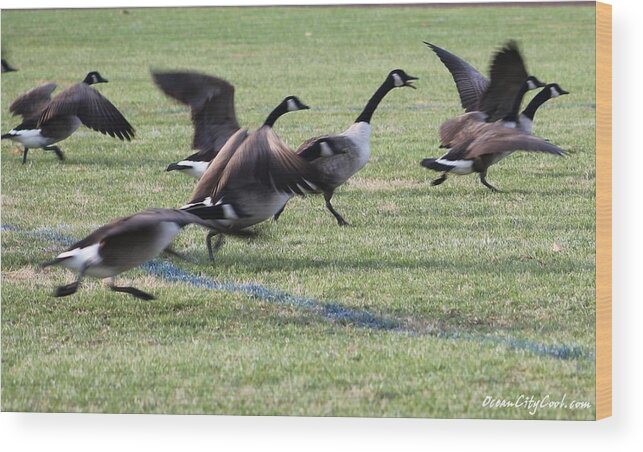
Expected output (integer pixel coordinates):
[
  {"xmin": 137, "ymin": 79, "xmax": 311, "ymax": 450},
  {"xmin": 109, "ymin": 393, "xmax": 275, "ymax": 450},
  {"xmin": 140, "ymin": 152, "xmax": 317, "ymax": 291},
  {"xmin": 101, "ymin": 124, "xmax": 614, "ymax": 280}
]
[{"xmin": 1, "ymin": 5, "xmax": 596, "ymax": 419}]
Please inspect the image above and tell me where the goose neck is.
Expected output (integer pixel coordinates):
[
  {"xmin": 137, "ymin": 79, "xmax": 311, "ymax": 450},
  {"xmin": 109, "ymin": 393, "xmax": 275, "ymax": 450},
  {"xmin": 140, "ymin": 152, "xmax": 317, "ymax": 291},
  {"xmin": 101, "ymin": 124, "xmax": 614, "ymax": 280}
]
[{"xmin": 354, "ymin": 78, "xmax": 394, "ymax": 124}]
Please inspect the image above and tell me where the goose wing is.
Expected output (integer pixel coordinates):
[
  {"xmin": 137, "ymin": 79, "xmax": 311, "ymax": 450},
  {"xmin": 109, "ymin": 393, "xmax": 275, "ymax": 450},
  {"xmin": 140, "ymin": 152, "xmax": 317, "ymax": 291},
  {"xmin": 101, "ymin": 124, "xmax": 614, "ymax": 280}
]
[
  {"xmin": 439, "ymin": 111, "xmax": 487, "ymax": 147},
  {"xmin": 425, "ymin": 42, "xmax": 489, "ymax": 112},
  {"xmin": 478, "ymin": 41, "xmax": 529, "ymax": 122},
  {"xmin": 189, "ymin": 128, "xmax": 250, "ymax": 202},
  {"xmin": 37, "ymin": 83, "xmax": 135, "ymax": 140},
  {"xmin": 464, "ymin": 128, "xmax": 566, "ymax": 159},
  {"xmin": 9, "ymin": 83, "xmax": 57, "ymax": 120},
  {"xmin": 215, "ymin": 127, "xmax": 323, "ymax": 199},
  {"xmin": 68, "ymin": 208, "xmax": 211, "ymax": 251},
  {"xmin": 152, "ymin": 71, "xmax": 240, "ymax": 157},
  {"xmin": 296, "ymin": 135, "xmax": 351, "ymax": 161}
]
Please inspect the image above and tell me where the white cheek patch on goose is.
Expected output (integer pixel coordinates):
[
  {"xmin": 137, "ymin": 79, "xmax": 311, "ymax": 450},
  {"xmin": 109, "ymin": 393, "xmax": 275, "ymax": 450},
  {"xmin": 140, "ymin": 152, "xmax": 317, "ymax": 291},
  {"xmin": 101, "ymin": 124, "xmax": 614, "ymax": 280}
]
[
  {"xmin": 527, "ymin": 79, "xmax": 537, "ymax": 90},
  {"xmin": 287, "ymin": 98, "xmax": 297, "ymax": 111},
  {"xmin": 392, "ymin": 73, "xmax": 403, "ymax": 87},
  {"xmin": 550, "ymin": 87, "xmax": 561, "ymax": 98}
]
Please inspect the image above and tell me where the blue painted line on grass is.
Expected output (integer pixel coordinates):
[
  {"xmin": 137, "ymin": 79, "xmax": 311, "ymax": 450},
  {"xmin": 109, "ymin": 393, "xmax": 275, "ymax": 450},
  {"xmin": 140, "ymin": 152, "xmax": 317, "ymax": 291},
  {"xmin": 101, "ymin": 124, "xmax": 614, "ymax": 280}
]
[{"xmin": 3, "ymin": 224, "xmax": 595, "ymax": 362}]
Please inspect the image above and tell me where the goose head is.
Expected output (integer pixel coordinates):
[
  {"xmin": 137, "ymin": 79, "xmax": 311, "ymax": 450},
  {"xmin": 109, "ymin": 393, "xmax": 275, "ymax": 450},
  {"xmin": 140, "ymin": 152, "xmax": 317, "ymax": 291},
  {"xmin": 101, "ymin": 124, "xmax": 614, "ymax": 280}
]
[
  {"xmin": 546, "ymin": 83, "xmax": 569, "ymax": 98},
  {"xmin": 283, "ymin": 95, "xmax": 310, "ymax": 112},
  {"xmin": 525, "ymin": 75, "xmax": 546, "ymax": 90},
  {"xmin": 389, "ymin": 69, "xmax": 419, "ymax": 89},
  {"xmin": 263, "ymin": 96, "xmax": 310, "ymax": 127},
  {"xmin": 83, "ymin": 71, "xmax": 109, "ymax": 85}
]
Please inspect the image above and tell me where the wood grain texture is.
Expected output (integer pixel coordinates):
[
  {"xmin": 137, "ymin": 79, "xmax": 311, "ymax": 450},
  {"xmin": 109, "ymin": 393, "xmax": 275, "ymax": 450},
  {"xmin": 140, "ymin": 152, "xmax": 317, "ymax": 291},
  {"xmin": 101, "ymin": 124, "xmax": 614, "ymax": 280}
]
[{"xmin": 595, "ymin": 1, "xmax": 612, "ymax": 421}]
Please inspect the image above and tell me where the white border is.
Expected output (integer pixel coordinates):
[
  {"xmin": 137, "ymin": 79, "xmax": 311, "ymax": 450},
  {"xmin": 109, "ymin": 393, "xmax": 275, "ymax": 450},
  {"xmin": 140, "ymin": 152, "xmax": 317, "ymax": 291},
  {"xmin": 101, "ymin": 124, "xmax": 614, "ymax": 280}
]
[{"xmin": 1, "ymin": 0, "xmax": 641, "ymax": 450}]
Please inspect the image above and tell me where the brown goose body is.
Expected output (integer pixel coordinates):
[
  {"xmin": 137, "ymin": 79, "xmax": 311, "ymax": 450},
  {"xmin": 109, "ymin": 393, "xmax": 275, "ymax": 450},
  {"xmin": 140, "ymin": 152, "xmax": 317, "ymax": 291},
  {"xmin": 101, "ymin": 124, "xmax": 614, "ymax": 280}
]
[
  {"xmin": 2, "ymin": 71, "xmax": 134, "ymax": 163},
  {"xmin": 180, "ymin": 96, "xmax": 322, "ymax": 258},
  {"xmin": 42, "ymin": 208, "xmax": 234, "ymax": 300},
  {"xmin": 291, "ymin": 69, "xmax": 418, "ymax": 226},
  {"xmin": 422, "ymin": 83, "xmax": 570, "ymax": 190}
]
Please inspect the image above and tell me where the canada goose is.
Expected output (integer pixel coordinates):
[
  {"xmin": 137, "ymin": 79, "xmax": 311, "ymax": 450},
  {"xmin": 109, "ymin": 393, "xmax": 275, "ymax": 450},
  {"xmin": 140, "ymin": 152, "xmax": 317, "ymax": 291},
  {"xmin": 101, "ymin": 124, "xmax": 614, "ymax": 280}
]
[
  {"xmin": 1, "ymin": 71, "xmax": 134, "ymax": 163},
  {"xmin": 152, "ymin": 71, "xmax": 241, "ymax": 178},
  {"xmin": 425, "ymin": 41, "xmax": 545, "ymax": 125},
  {"xmin": 1, "ymin": 59, "xmax": 17, "ymax": 73},
  {"xmin": 41, "ymin": 208, "xmax": 235, "ymax": 300},
  {"xmin": 281, "ymin": 69, "xmax": 418, "ymax": 226},
  {"xmin": 181, "ymin": 95, "xmax": 324, "ymax": 259},
  {"xmin": 421, "ymin": 83, "xmax": 569, "ymax": 190}
]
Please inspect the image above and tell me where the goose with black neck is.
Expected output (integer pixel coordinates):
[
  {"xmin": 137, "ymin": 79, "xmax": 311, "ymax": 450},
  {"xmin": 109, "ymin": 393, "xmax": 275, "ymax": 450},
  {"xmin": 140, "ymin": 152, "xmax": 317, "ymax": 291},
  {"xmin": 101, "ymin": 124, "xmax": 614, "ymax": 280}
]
[
  {"xmin": 181, "ymin": 95, "xmax": 324, "ymax": 259},
  {"xmin": 280, "ymin": 69, "xmax": 418, "ymax": 226},
  {"xmin": 421, "ymin": 83, "xmax": 569, "ymax": 191},
  {"xmin": 1, "ymin": 71, "xmax": 134, "ymax": 163}
]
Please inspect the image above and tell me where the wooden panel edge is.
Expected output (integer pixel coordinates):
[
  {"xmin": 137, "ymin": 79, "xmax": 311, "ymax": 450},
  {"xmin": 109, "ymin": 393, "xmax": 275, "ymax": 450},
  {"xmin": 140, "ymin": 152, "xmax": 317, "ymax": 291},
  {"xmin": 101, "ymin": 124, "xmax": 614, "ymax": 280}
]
[{"xmin": 595, "ymin": 0, "xmax": 612, "ymax": 421}]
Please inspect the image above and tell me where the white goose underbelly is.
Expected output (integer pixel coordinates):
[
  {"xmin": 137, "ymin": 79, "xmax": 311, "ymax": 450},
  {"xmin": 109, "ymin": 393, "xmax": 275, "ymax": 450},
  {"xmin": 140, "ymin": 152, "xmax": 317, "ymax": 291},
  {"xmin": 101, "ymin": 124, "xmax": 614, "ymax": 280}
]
[{"xmin": 5, "ymin": 129, "xmax": 56, "ymax": 148}]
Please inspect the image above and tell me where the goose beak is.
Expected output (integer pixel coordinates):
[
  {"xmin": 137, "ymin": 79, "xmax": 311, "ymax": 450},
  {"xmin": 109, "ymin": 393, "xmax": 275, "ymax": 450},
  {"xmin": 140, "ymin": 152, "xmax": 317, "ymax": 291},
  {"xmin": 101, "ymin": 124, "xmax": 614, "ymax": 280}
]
[
  {"xmin": 559, "ymin": 88, "xmax": 570, "ymax": 95},
  {"xmin": 404, "ymin": 75, "xmax": 419, "ymax": 89},
  {"xmin": 301, "ymin": 103, "xmax": 310, "ymax": 110}
]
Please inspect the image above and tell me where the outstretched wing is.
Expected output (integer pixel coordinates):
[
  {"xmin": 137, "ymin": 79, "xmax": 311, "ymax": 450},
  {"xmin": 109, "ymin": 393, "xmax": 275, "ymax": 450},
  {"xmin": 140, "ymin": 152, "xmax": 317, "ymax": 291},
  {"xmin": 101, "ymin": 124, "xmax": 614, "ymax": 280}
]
[
  {"xmin": 425, "ymin": 42, "xmax": 489, "ymax": 112},
  {"xmin": 152, "ymin": 71, "xmax": 240, "ymax": 157},
  {"xmin": 9, "ymin": 83, "xmax": 57, "ymax": 120},
  {"xmin": 438, "ymin": 111, "xmax": 487, "ymax": 147},
  {"xmin": 189, "ymin": 128, "xmax": 250, "ymax": 202},
  {"xmin": 465, "ymin": 128, "xmax": 566, "ymax": 159},
  {"xmin": 478, "ymin": 41, "xmax": 529, "ymax": 122},
  {"xmin": 38, "ymin": 83, "xmax": 135, "ymax": 140},
  {"xmin": 216, "ymin": 127, "xmax": 324, "ymax": 199}
]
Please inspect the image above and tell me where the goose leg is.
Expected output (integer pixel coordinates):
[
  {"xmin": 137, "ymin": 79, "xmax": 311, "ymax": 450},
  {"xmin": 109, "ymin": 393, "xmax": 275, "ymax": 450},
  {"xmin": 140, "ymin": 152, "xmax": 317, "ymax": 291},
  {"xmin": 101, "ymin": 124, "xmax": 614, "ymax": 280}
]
[
  {"xmin": 45, "ymin": 145, "xmax": 64, "ymax": 161},
  {"xmin": 324, "ymin": 191, "xmax": 349, "ymax": 226},
  {"xmin": 108, "ymin": 282, "xmax": 156, "ymax": 301},
  {"xmin": 22, "ymin": 147, "xmax": 29, "ymax": 164},
  {"xmin": 431, "ymin": 173, "xmax": 448, "ymax": 186},
  {"xmin": 54, "ymin": 266, "xmax": 86, "ymax": 297},
  {"xmin": 479, "ymin": 171, "xmax": 499, "ymax": 192},
  {"xmin": 206, "ymin": 232, "xmax": 225, "ymax": 261},
  {"xmin": 163, "ymin": 246, "xmax": 191, "ymax": 262}
]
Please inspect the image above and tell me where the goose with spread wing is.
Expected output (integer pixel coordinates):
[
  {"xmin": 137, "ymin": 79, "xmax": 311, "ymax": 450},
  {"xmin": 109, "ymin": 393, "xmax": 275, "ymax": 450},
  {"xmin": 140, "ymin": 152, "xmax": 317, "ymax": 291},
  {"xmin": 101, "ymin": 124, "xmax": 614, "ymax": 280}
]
[
  {"xmin": 152, "ymin": 70, "xmax": 242, "ymax": 179},
  {"xmin": 181, "ymin": 96, "xmax": 324, "ymax": 259},
  {"xmin": 2, "ymin": 71, "xmax": 134, "ymax": 163},
  {"xmin": 421, "ymin": 42, "xmax": 567, "ymax": 190}
]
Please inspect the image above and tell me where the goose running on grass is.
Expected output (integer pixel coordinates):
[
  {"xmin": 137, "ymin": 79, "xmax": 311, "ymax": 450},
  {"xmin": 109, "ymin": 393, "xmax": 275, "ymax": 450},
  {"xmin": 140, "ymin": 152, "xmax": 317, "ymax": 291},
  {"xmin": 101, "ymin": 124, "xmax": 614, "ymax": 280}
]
[
  {"xmin": 421, "ymin": 41, "xmax": 567, "ymax": 190},
  {"xmin": 274, "ymin": 69, "xmax": 418, "ymax": 226},
  {"xmin": 1, "ymin": 71, "xmax": 135, "ymax": 163},
  {"xmin": 42, "ymin": 208, "xmax": 236, "ymax": 301},
  {"xmin": 181, "ymin": 95, "xmax": 325, "ymax": 259}
]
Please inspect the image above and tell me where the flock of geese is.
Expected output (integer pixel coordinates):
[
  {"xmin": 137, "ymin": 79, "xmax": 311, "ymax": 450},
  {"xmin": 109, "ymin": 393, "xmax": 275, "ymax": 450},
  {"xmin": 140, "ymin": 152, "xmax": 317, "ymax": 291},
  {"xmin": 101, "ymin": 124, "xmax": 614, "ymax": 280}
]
[{"xmin": 1, "ymin": 41, "xmax": 569, "ymax": 300}]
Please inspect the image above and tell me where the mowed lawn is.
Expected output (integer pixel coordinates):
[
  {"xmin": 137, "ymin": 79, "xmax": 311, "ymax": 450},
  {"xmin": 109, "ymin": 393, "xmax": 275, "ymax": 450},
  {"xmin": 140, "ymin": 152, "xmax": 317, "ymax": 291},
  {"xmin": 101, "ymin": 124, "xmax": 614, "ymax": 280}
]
[{"xmin": 1, "ymin": 5, "xmax": 596, "ymax": 419}]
